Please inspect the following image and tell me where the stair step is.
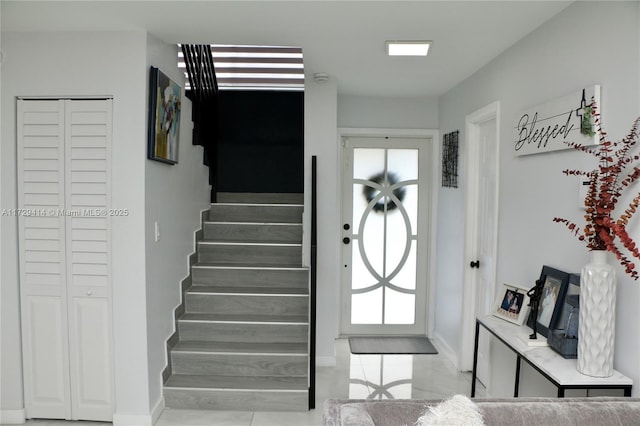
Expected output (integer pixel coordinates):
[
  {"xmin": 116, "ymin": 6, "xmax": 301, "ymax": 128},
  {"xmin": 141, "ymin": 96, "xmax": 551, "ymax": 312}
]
[
  {"xmin": 188, "ymin": 285, "xmax": 308, "ymax": 295},
  {"xmin": 178, "ymin": 313, "xmax": 308, "ymax": 343},
  {"xmin": 203, "ymin": 221, "xmax": 302, "ymax": 243},
  {"xmin": 217, "ymin": 192, "xmax": 304, "ymax": 204},
  {"xmin": 191, "ymin": 265, "xmax": 309, "ymax": 289},
  {"xmin": 180, "ymin": 313, "xmax": 308, "ymax": 323},
  {"xmin": 171, "ymin": 350, "xmax": 307, "ymax": 377},
  {"xmin": 185, "ymin": 291, "xmax": 308, "ymax": 316},
  {"xmin": 165, "ymin": 374, "xmax": 308, "ymax": 390},
  {"xmin": 197, "ymin": 242, "xmax": 301, "ymax": 266},
  {"xmin": 209, "ymin": 204, "xmax": 303, "ymax": 224},
  {"xmin": 164, "ymin": 375, "xmax": 308, "ymax": 411},
  {"xmin": 173, "ymin": 340, "xmax": 308, "ymax": 354}
]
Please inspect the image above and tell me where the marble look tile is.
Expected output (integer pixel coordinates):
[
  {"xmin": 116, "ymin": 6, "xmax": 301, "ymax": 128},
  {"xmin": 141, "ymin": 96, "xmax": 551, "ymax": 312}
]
[
  {"xmin": 156, "ymin": 408, "xmax": 253, "ymax": 426},
  {"xmin": 21, "ymin": 338, "xmax": 485, "ymax": 426},
  {"xmin": 250, "ymin": 410, "xmax": 324, "ymax": 426}
]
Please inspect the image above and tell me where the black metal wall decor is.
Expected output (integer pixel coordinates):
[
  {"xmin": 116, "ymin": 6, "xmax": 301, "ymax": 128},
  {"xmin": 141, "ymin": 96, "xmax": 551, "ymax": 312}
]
[{"xmin": 442, "ymin": 130, "xmax": 459, "ymax": 188}]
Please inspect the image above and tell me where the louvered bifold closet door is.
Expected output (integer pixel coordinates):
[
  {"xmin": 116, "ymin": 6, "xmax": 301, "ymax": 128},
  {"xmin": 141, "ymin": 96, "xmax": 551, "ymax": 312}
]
[
  {"xmin": 64, "ymin": 99, "xmax": 113, "ymax": 421},
  {"xmin": 18, "ymin": 100, "xmax": 71, "ymax": 420},
  {"xmin": 17, "ymin": 99, "xmax": 113, "ymax": 422}
]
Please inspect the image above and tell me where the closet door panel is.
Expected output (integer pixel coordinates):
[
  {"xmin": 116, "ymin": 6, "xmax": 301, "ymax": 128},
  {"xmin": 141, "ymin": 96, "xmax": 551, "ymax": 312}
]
[
  {"xmin": 69, "ymin": 297, "xmax": 113, "ymax": 421},
  {"xmin": 65, "ymin": 99, "xmax": 113, "ymax": 420},
  {"xmin": 23, "ymin": 296, "xmax": 69, "ymax": 419},
  {"xmin": 18, "ymin": 99, "xmax": 71, "ymax": 420}
]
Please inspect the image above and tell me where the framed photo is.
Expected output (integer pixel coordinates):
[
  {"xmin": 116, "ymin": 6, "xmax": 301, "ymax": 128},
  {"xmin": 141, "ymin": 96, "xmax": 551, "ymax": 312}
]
[
  {"xmin": 148, "ymin": 66, "xmax": 181, "ymax": 165},
  {"xmin": 492, "ymin": 283, "xmax": 530, "ymax": 325},
  {"xmin": 554, "ymin": 273, "xmax": 580, "ymax": 338},
  {"xmin": 527, "ymin": 265, "xmax": 570, "ymax": 338}
]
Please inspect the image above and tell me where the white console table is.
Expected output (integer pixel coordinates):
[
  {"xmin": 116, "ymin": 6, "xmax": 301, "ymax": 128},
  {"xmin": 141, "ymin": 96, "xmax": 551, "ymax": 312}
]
[{"xmin": 471, "ymin": 315, "xmax": 632, "ymax": 398}]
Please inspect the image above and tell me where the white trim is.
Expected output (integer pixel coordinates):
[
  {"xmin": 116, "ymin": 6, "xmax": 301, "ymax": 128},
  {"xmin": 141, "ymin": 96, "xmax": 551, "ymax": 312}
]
[
  {"xmin": 113, "ymin": 413, "xmax": 154, "ymax": 426},
  {"xmin": 460, "ymin": 101, "xmax": 501, "ymax": 372},
  {"xmin": 17, "ymin": 95, "xmax": 113, "ymax": 100},
  {"xmin": 0, "ymin": 409, "xmax": 26, "ymax": 424},
  {"xmin": 151, "ymin": 395, "xmax": 165, "ymax": 426},
  {"xmin": 316, "ymin": 356, "xmax": 337, "ymax": 367},
  {"xmin": 430, "ymin": 332, "xmax": 458, "ymax": 370},
  {"xmin": 337, "ymin": 127, "xmax": 440, "ymax": 337}
]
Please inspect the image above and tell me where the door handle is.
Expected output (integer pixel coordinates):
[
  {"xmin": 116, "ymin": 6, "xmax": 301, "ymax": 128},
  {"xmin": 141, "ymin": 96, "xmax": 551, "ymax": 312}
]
[
  {"xmin": 343, "ymin": 237, "xmax": 351, "ymax": 244},
  {"xmin": 470, "ymin": 260, "xmax": 480, "ymax": 268}
]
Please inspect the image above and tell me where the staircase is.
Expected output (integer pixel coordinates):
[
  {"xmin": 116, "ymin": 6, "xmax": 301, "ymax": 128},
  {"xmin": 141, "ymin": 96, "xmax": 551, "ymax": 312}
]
[{"xmin": 163, "ymin": 193, "xmax": 310, "ymax": 411}]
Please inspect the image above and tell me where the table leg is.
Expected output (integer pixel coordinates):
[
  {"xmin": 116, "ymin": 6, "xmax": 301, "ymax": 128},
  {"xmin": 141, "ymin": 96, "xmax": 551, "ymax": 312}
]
[
  {"xmin": 471, "ymin": 320, "xmax": 480, "ymax": 397},
  {"xmin": 557, "ymin": 387, "xmax": 565, "ymax": 397},
  {"xmin": 514, "ymin": 356, "xmax": 521, "ymax": 397},
  {"xmin": 624, "ymin": 387, "xmax": 632, "ymax": 397}
]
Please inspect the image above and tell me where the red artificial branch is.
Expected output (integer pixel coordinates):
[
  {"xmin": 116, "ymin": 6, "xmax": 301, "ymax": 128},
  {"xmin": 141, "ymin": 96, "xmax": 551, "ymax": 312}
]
[{"xmin": 554, "ymin": 102, "xmax": 640, "ymax": 280}]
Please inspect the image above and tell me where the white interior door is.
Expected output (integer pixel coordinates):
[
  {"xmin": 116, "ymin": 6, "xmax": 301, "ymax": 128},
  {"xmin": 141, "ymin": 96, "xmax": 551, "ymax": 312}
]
[
  {"xmin": 18, "ymin": 99, "xmax": 71, "ymax": 420},
  {"xmin": 18, "ymin": 98, "xmax": 114, "ymax": 422},
  {"xmin": 65, "ymin": 99, "xmax": 113, "ymax": 421},
  {"xmin": 341, "ymin": 136, "xmax": 431, "ymax": 335},
  {"xmin": 460, "ymin": 102, "xmax": 500, "ymax": 387}
]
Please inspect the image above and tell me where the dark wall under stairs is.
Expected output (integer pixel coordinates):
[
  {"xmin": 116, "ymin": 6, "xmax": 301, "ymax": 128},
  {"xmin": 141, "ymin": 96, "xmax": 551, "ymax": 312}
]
[{"xmin": 217, "ymin": 91, "xmax": 304, "ymax": 194}]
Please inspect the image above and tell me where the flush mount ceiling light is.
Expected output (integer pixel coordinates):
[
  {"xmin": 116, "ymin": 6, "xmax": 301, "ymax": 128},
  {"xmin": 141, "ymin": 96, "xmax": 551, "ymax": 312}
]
[{"xmin": 385, "ymin": 40, "xmax": 431, "ymax": 56}]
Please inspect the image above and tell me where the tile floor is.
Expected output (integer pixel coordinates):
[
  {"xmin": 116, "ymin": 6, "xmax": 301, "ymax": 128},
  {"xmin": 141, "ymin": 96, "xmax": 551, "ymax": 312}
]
[{"xmin": 24, "ymin": 339, "xmax": 485, "ymax": 426}]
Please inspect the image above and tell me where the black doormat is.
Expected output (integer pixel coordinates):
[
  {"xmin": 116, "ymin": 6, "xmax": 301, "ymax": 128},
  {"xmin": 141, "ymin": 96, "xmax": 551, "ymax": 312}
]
[{"xmin": 348, "ymin": 336, "xmax": 438, "ymax": 355}]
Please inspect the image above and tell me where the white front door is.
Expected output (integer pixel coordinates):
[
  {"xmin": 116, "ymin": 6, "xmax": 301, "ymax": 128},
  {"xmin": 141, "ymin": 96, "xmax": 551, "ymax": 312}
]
[
  {"xmin": 460, "ymin": 102, "xmax": 500, "ymax": 386},
  {"xmin": 341, "ymin": 136, "xmax": 431, "ymax": 335}
]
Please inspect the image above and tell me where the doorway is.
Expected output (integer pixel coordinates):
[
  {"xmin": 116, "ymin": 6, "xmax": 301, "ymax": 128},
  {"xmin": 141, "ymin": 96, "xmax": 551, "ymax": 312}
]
[
  {"xmin": 459, "ymin": 102, "xmax": 500, "ymax": 387},
  {"xmin": 340, "ymin": 132, "xmax": 436, "ymax": 336}
]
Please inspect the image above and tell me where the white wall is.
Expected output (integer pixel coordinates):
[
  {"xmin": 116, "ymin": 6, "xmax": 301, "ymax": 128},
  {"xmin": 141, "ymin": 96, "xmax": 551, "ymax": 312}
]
[
  {"xmin": 144, "ymin": 36, "xmax": 210, "ymax": 415},
  {"xmin": 437, "ymin": 1, "xmax": 640, "ymax": 396},
  {"xmin": 338, "ymin": 95, "xmax": 438, "ymax": 129},
  {"xmin": 304, "ymin": 76, "xmax": 340, "ymax": 364},
  {"xmin": 1, "ymin": 31, "xmax": 152, "ymax": 418}
]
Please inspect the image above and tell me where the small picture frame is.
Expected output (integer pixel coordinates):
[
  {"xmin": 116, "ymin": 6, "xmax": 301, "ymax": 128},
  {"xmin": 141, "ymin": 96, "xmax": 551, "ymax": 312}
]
[
  {"xmin": 148, "ymin": 66, "xmax": 181, "ymax": 165},
  {"xmin": 492, "ymin": 283, "xmax": 530, "ymax": 325},
  {"xmin": 527, "ymin": 265, "xmax": 570, "ymax": 338},
  {"xmin": 554, "ymin": 273, "xmax": 580, "ymax": 338},
  {"xmin": 547, "ymin": 273, "xmax": 580, "ymax": 358}
]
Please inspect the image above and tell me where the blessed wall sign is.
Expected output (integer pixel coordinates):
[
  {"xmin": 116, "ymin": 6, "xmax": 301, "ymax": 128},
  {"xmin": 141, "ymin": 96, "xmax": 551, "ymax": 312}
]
[{"xmin": 513, "ymin": 85, "xmax": 600, "ymax": 156}]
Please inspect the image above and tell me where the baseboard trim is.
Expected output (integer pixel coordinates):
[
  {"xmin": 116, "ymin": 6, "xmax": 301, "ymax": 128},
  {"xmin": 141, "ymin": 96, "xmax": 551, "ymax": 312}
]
[
  {"xmin": 430, "ymin": 332, "xmax": 460, "ymax": 370},
  {"xmin": 151, "ymin": 395, "xmax": 165, "ymax": 425},
  {"xmin": 316, "ymin": 356, "xmax": 336, "ymax": 367},
  {"xmin": 113, "ymin": 413, "xmax": 153, "ymax": 426},
  {"xmin": 0, "ymin": 409, "xmax": 26, "ymax": 424}
]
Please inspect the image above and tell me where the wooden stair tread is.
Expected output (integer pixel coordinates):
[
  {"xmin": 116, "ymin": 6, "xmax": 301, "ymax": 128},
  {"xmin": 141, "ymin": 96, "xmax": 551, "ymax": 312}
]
[
  {"xmin": 164, "ymin": 374, "xmax": 308, "ymax": 391},
  {"xmin": 194, "ymin": 261, "xmax": 305, "ymax": 268},
  {"xmin": 204, "ymin": 220, "xmax": 302, "ymax": 226},
  {"xmin": 173, "ymin": 340, "xmax": 308, "ymax": 354},
  {"xmin": 188, "ymin": 285, "xmax": 308, "ymax": 295},
  {"xmin": 192, "ymin": 263, "xmax": 308, "ymax": 271},
  {"xmin": 180, "ymin": 312, "xmax": 308, "ymax": 324}
]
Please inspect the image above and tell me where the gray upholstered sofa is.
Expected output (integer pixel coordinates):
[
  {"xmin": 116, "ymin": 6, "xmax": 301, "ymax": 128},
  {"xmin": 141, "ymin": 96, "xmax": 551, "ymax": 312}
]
[{"xmin": 323, "ymin": 397, "xmax": 640, "ymax": 426}]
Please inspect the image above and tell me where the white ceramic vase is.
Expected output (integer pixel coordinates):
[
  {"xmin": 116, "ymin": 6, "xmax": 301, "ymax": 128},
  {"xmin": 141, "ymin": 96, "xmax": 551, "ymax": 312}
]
[{"xmin": 577, "ymin": 250, "xmax": 617, "ymax": 377}]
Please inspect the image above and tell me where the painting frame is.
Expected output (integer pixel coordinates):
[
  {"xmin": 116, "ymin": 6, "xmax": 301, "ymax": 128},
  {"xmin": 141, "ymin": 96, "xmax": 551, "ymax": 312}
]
[
  {"xmin": 147, "ymin": 66, "xmax": 181, "ymax": 165},
  {"xmin": 492, "ymin": 283, "xmax": 530, "ymax": 325},
  {"xmin": 553, "ymin": 273, "xmax": 580, "ymax": 338},
  {"xmin": 527, "ymin": 265, "xmax": 570, "ymax": 338}
]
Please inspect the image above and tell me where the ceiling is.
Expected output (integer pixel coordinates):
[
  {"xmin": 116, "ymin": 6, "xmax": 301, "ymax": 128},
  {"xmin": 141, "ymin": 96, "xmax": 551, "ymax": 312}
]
[{"xmin": 1, "ymin": 1, "xmax": 573, "ymax": 97}]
